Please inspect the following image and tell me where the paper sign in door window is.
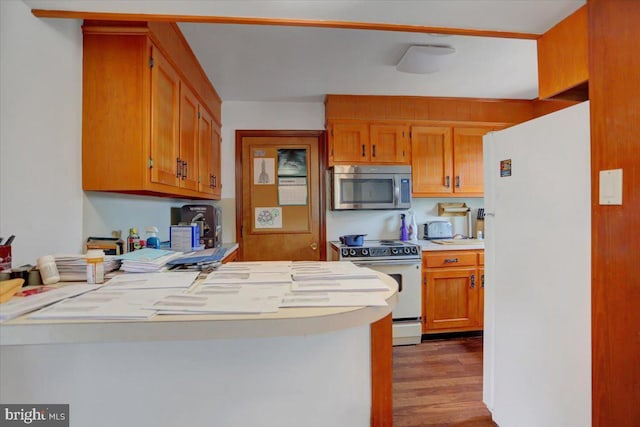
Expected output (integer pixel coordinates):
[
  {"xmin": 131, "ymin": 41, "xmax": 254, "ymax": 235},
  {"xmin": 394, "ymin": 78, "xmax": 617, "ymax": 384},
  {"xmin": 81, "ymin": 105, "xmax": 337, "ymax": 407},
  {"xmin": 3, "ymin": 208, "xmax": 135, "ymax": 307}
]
[
  {"xmin": 278, "ymin": 177, "xmax": 308, "ymax": 206},
  {"xmin": 255, "ymin": 207, "xmax": 282, "ymax": 229},
  {"xmin": 254, "ymin": 158, "xmax": 275, "ymax": 185}
]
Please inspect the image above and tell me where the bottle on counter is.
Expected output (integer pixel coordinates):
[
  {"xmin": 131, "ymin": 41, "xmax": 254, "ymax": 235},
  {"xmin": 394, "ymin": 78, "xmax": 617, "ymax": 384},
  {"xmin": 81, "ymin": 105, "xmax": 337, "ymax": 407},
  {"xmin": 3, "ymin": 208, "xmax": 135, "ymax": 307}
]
[
  {"xmin": 400, "ymin": 214, "xmax": 409, "ymax": 241},
  {"xmin": 127, "ymin": 228, "xmax": 141, "ymax": 252},
  {"xmin": 86, "ymin": 250, "xmax": 104, "ymax": 284},
  {"xmin": 37, "ymin": 255, "xmax": 60, "ymax": 285},
  {"xmin": 145, "ymin": 226, "xmax": 160, "ymax": 249}
]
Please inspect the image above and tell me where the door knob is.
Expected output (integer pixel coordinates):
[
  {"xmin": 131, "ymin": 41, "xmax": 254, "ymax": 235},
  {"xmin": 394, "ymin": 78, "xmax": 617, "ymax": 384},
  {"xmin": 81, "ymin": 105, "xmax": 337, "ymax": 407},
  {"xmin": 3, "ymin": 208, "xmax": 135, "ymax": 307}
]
[{"xmin": 310, "ymin": 242, "xmax": 318, "ymax": 250}]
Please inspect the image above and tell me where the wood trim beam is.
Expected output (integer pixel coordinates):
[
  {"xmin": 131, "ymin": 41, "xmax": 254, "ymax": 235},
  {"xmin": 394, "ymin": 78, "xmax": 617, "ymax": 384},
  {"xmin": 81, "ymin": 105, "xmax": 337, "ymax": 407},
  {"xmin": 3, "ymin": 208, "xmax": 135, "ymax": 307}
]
[
  {"xmin": 31, "ymin": 9, "xmax": 539, "ymax": 40},
  {"xmin": 370, "ymin": 314, "xmax": 393, "ymax": 427}
]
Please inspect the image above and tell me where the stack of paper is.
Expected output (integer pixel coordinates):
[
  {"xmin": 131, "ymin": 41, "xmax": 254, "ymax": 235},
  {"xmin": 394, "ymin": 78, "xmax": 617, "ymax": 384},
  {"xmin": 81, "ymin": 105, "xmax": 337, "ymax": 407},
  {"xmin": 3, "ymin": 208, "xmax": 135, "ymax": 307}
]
[
  {"xmin": 55, "ymin": 255, "xmax": 121, "ymax": 281},
  {"xmin": 290, "ymin": 262, "xmax": 379, "ymax": 281},
  {"xmin": 150, "ymin": 284, "xmax": 289, "ymax": 314},
  {"xmin": 115, "ymin": 248, "xmax": 183, "ymax": 273},
  {"xmin": 102, "ymin": 272, "xmax": 200, "ymax": 290},
  {"xmin": 0, "ymin": 284, "xmax": 101, "ymax": 321},
  {"xmin": 29, "ymin": 288, "xmax": 180, "ymax": 320}
]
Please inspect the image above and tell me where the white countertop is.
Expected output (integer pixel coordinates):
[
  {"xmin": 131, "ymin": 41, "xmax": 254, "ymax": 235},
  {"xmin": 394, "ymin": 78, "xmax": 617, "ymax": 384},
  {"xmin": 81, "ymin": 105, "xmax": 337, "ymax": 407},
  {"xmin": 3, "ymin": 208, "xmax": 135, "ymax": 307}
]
[
  {"xmin": 419, "ymin": 239, "xmax": 485, "ymax": 251},
  {"xmin": 0, "ymin": 270, "xmax": 397, "ymax": 346}
]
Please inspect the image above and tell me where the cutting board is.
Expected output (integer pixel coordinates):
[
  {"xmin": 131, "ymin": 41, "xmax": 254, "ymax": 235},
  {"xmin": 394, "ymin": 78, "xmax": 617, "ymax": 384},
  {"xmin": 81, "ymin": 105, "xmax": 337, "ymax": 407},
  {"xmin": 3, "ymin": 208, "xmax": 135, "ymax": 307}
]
[{"xmin": 432, "ymin": 239, "xmax": 484, "ymax": 245}]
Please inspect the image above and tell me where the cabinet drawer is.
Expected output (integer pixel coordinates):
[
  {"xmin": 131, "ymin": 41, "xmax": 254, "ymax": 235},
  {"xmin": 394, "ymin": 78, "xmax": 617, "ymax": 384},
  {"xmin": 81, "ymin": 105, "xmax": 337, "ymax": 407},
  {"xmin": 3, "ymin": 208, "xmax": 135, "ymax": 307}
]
[
  {"xmin": 424, "ymin": 252, "xmax": 477, "ymax": 268},
  {"xmin": 478, "ymin": 251, "xmax": 484, "ymax": 266}
]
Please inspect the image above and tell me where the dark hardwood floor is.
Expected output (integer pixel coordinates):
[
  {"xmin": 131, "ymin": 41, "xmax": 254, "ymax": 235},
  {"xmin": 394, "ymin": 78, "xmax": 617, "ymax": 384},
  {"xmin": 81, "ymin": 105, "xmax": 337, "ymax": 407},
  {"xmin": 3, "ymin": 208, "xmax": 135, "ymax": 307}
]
[{"xmin": 393, "ymin": 336, "xmax": 497, "ymax": 427}]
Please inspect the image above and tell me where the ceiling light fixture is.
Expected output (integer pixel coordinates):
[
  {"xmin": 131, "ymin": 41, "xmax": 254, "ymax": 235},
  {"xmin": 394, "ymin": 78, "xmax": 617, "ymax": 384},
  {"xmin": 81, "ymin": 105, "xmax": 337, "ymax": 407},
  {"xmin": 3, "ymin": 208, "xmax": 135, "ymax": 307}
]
[{"xmin": 396, "ymin": 44, "xmax": 457, "ymax": 74}]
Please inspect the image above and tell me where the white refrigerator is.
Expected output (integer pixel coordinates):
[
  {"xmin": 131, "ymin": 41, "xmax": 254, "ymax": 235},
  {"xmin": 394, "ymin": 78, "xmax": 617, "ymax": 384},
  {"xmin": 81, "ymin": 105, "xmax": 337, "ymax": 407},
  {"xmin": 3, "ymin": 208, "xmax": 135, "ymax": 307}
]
[{"xmin": 482, "ymin": 101, "xmax": 591, "ymax": 426}]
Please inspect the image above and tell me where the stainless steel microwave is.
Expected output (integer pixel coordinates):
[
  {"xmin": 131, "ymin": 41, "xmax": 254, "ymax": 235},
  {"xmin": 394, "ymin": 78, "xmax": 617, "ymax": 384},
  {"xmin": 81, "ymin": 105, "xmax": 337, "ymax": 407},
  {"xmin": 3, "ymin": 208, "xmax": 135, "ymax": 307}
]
[{"xmin": 330, "ymin": 165, "xmax": 412, "ymax": 210}]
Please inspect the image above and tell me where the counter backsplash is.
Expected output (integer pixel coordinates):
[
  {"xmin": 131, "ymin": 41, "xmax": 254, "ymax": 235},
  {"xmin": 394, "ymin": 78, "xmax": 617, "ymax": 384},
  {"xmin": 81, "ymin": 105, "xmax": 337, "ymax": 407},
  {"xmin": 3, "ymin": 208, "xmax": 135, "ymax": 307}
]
[{"xmin": 327, "ymin": 198, "xmax": 484, "ymax": 242}]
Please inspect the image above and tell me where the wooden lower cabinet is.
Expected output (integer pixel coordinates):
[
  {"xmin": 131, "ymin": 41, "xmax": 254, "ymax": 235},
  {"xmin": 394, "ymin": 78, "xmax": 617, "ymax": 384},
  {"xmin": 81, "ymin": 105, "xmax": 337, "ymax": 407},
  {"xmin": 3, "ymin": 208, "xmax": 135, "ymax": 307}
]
[{"xmin": 422, "ymin": 249, "xmax": 484, "ymax": 333}]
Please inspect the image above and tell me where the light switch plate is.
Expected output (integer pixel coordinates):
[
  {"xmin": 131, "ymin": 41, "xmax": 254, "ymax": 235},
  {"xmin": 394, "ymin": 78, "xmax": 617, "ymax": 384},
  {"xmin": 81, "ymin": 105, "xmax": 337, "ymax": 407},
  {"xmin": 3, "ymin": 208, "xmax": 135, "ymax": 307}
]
[{"xmin": 599, "ymin": 169, "xmax": 623, "ymax": 205}]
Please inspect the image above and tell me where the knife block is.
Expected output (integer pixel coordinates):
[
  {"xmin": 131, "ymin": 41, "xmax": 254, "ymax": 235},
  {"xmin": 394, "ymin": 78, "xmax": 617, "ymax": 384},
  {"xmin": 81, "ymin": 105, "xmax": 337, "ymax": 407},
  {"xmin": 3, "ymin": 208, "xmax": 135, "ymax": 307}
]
[{"xmin": 475, "ymin": 219, "xmax": 485, "ymax": 238}]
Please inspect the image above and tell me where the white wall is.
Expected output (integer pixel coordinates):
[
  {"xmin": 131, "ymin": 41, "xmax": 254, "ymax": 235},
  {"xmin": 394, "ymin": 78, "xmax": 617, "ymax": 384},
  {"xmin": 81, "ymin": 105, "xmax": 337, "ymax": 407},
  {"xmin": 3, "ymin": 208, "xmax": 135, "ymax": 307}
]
[{"xmin": 0, "ymin": 0, "xmax": 83, "ymax": 266}]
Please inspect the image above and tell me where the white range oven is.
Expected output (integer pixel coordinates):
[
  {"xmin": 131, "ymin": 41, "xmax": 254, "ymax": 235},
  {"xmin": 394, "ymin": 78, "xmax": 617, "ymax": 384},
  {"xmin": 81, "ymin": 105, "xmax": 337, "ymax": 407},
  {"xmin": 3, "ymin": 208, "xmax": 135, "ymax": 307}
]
[{"xmin": 332, "ymin": 240, "xmax": 422, "ymax": 346}]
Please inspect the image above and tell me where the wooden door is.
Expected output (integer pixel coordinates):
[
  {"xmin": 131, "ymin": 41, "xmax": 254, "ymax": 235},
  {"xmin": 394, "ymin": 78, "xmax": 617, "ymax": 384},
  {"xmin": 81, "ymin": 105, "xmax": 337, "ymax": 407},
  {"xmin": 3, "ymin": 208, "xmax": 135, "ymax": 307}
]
[
  {"xmin": 411, "ymin": 126, "xmax": 453, "ymax": 196},
  {"xmin": 178, "ymin": 82, "xmax": 199, "ymax": 191},
  {"xmin": 424, "ymin": 268, "xmax": 478, "ymax": 330},
  {"xmin": 452, "ymin": 127, "xmax": 486, "ymax": 195},
  {"xmin": 150, "ymin": 45, "xmax": 180, "ymax": 187},
  {"xmin": 197, "ymin": 105, "xmax": 214, "ymax": 194},
  {"xmin": 370, "ymin": 124, "xmax": 409, "ymax": 164},
  {"xmin": 328, "ymin": 121, "xmax": 369, "ymax": 164},
  {"xmin": 237, "ymin": 131, "xmax": 326, "ymax": 261}
]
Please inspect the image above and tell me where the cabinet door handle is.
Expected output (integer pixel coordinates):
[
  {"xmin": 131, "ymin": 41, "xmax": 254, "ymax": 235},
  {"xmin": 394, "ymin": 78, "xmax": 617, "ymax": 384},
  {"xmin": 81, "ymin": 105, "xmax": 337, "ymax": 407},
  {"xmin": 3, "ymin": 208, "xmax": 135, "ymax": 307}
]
[
  {"xmin": 445, "ymin": 176, "xmax": 450, "ymax": 188},
  {"xmin": 455, "ymin": 176, "xmax": 460, "ymax": 188},
  {"xmin": 362, "ymin": 144, "xmax": 366, "ymax": 157},
  {"xmin": 471, "ymin": 274, "xmax": 475, "ymax": 289},
  {"xmin": 176, "ymin": 157, "xmax": 182, "ymax": 178},
  {"xmin": 481, "ymin": 274, "xmax": 485, "ymax": 288},
  {"xmin": 372, "ymin": 144, "xmax": 376, "ymax": 157},
  {"xmin": 182, "ymin": 161, "xmax": 188, "ymax": 179},
  {"xmin": 444, "ymin": 258, "xmax": 458, "ymax": 264},
  {"xmin": 213, "ymin": 175, "xmax": 217, "ymax": 187}
]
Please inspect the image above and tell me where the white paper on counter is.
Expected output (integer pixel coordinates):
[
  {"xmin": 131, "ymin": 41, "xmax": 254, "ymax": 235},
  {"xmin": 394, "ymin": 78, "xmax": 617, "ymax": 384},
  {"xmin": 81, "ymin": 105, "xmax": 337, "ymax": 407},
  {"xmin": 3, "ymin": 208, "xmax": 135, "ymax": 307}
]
[
  {"xmin": 102, "ymin": 272, "xmax": 200, "ymax": 289},
  {"xmin": 28, "ymin": 288, "xmax": 181, "ymax": 320},
  {"xmin": 0, "ymin": 284, "xmax": 102, "ymax": 322},
  {"xmin": 280, "ymin": 292, "xmax": 388, "ymax": 308},
  {"xmin": 214, "ymin": 261, "xmax": 292, "ymax": 273},
  {"xmin": 290, "ymin": 278, "xmax": 389, "ymax": 292},
  {"xmin": 203, "ymin": 271, "xmax": 292, "ymax": 285},
  {"xmin": 150, "ymin": 284, "xmax": 288, "ymax": 314}
]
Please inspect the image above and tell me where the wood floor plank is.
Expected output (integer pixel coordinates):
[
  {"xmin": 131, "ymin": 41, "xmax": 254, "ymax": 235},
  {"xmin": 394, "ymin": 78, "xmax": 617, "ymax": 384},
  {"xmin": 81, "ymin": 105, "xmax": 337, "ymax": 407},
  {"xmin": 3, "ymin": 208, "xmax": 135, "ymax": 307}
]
[{"xmin": 393, "ymin": 336, "xmax": 497, "ymax": 427}]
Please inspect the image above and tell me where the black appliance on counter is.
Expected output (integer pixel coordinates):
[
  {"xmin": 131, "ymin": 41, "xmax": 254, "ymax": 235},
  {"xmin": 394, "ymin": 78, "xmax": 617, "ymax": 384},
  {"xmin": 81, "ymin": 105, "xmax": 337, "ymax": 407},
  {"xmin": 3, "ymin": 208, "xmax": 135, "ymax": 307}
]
[{"xmin": 179, "ymin": 205, "xmax": 222, "ymax": 248}]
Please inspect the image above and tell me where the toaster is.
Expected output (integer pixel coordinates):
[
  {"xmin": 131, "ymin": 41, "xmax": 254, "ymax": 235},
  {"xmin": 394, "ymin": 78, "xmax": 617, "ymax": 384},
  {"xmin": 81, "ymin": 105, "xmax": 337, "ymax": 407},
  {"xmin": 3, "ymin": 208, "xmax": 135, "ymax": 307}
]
[{"xmin": 423, "ymin": 221, "xmax": 453, "ymax": 239}]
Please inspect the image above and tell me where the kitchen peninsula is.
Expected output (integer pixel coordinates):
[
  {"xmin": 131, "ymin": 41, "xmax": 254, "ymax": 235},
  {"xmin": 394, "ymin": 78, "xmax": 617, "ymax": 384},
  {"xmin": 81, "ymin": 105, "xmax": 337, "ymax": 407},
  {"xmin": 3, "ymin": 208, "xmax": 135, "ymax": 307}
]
[{"xmin": 0, "ymin": 267, "xmax": 397, "ymax": 427}]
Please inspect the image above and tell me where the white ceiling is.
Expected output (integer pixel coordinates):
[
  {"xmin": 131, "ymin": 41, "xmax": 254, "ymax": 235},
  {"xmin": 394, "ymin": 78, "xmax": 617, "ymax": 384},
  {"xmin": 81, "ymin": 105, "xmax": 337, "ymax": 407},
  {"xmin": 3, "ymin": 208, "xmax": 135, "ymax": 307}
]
[{"xmin": 25, "ymin": 0, "xmax": 587, "ymax": 102}]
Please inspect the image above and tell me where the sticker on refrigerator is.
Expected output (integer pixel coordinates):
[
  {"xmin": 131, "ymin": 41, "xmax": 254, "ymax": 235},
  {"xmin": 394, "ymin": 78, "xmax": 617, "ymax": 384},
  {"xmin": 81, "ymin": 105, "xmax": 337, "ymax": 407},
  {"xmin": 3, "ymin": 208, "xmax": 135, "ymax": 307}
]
[
  {"xmin": 255, "ymin": 207, "xmax": 282, "ymax": 229},
  {"xmin": 500, "ymin": 159, "xmax": 512, "ymax": 177}
]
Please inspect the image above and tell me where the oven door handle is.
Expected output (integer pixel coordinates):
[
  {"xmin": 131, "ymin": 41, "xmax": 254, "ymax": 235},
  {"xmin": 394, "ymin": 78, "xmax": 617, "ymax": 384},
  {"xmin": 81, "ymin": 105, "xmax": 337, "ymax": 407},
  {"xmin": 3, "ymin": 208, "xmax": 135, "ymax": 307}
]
[{"xmin": 354, "ymin": 260, "xmax": 421, "ymax": 266}]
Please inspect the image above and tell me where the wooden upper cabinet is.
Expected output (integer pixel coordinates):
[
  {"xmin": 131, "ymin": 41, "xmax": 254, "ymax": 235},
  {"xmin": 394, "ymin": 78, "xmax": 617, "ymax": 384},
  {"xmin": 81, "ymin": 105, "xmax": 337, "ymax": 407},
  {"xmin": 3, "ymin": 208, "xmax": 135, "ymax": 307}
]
[
  {"xmin": 210, "ymin": 125, "xmax": 222, "ymax": 198},
  {"xmin": 328, "ymin": 121, "xmax": 408, "ymax": 165},
  {"xmin": 411, "ymin": 126, "xmax": 452, "ymax": 195},
  {"xmin": 452, "ymin": 128, "xmax": 485, "ymax": 195},
  {"xmin": 178, "ymin": 82, "xmax": 200, "ymax": 192},
  {"xmin": 537, "ymin": 5, "xmax": 588, "ymax": 100},
  {"xmin": 369, "ymin": 124, "xmax": 410, "ymax": 164},
  {"xmin": 197, "ymin": 105, "xmax": 222, "ymax": 198},
  {"xmin": 328, "ymin": 121, "xmax": 369, "ymax": 164},
  {"xmin": 150, "ymin": 44, "xmax": 181, "ymax": 188},
  {"xmin": 411, "ymin": 126, "xmax": 487, "ymax": 197},
  {"xmin": 82, "ymin": 21, "xmax": 222, "ymax": 200}
]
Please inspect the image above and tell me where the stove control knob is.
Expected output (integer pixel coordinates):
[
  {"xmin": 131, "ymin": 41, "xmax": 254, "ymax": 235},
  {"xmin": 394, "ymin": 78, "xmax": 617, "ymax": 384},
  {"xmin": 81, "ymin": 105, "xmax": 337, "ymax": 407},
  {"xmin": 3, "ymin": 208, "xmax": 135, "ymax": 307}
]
[
  {"xmin": 341, "ymin": 248, "xmax": 349, "ymax": 257},
  {"xmin": 391, "ymin": 248, "xmax": 399, "ymax": 254},
  {"xmin": 349, "ymin": 249, "xmax": 357, "ymax": 256},
  {"xmin": 412, "ymin": 247, "xmax": 419, "ymax": 254},
  {"xmin": 404, "ymin": 247, "xmax": 410, "ymax": 254},
  {"xmin": 361, "ymin": 248, "xmax": 369, "ymax": 256}
]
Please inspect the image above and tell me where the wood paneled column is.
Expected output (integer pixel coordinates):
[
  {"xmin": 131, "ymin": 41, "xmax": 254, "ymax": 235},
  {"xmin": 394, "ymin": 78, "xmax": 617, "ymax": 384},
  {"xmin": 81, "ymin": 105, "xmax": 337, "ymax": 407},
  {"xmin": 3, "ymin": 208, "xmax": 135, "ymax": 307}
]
[{"xmin": 589, "ymin": 1, "xmax": 640, "ymax": 425}]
